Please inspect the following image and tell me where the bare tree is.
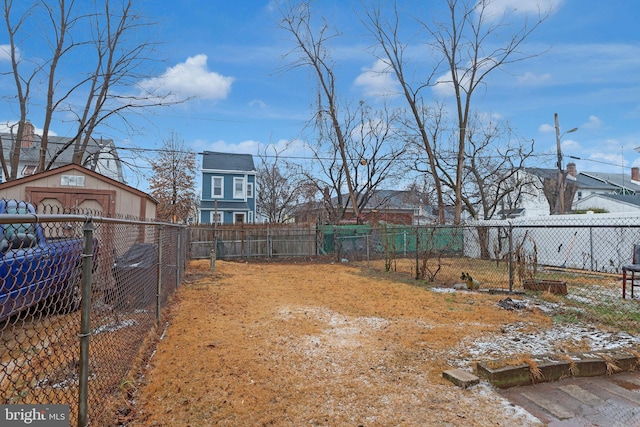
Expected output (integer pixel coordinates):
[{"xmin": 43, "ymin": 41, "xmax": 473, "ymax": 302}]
[
  {"xmin": 149, "ymin": 133, "xmax": 197, "ymax": 223},
  {"xmin": 363, "ymin": 4, "xmax": 447, "ymax": 223},
  {"xmin": 0, "ymin": 0, "xmax": 172, "ymax": 180},
  {"xmin": 1, "ymin": 1, "xmax": 38, "ymax": 180},
  {"xmin": 256, "ymin": 146, "xmax": 302, "ymax": 223},
  {"xmin": 365, "ymin": 0, "xmax": 550, "ymax": 223},
  {"xmin": 278, "ymin": 1, "xmax": 361, "ymax": 219},
  {"xmin": 301, "ymin": 100, "xmax": 407, "ymax": 223},
  {"xmin": 439, "ymin": 113, "xmax": 536, "ymax": 221}
]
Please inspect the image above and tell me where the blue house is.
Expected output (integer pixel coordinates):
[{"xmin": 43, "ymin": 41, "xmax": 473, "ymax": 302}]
[{"xmin": 200, "ymin": 151, "xmax": 256, "ymax": 224}]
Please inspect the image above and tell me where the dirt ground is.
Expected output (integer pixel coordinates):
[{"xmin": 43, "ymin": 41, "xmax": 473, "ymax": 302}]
[{"xmin": 126, "ymin": 259, "xmax": 605, "ymax": 426}]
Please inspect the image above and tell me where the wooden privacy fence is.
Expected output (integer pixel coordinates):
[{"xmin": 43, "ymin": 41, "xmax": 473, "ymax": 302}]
[
  {"xmin": 189, "ymin": 223, "xmax": 319, "ymax": 259},
  {"xmin": 188, "ymin": 223, "xmax": 461, "ymax": 260}
]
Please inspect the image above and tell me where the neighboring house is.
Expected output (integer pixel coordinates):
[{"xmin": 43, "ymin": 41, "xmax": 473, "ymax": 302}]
[
  {"xmin": 0, "ymin": 163, "xmax": 156, "ymax": 219},
  {"xmin": 0, "ymin": 121, "xmax": 124, "ymax": 183},
  {"xmin": 199, "ymin": 151, "xmax": 256, "ymax": 225},
  {"xmin": 320, "ymin": 189, "xmax": 445, "ymax": 225},
  {"xmin": 518, "ymin": 163, "xmax": 640, "ymax": 216},
  {"xmin": 576, "ymin": 167, "xmax": 640, "ymax": 199},
  {"xmin": 575, "ymin": 193, "xmax": 640, "ymax": 214}
]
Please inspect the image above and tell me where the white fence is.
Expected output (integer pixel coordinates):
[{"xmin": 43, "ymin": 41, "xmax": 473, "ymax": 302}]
[{"xmin": 466, "ymin": 213, "xmax": 640, "ymax": 273}]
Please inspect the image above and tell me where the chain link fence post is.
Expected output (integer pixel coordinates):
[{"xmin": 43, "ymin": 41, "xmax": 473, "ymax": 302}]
[
  {"xmin": 415, "ymin": 226, "xmax": 419, "ymax": 280},
  {"xmin": 508, "ymin": 223, "xmax": 514, "ymax": 293},
  {"xmin": 78, "ymin": 220, "xmax": 94, "ymax": 427},
  {"xmin": 157, "ymin": 225, "xmax": 163, "ymax": 324},
  {"xmin": 176, "ymin": 228, "xmax": 182, "ymax": 289}
]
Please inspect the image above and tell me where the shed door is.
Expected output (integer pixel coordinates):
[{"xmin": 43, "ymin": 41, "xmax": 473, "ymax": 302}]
[{"xmin": 28, "ymin": 190, "xmax": 115, "ymax": 217}]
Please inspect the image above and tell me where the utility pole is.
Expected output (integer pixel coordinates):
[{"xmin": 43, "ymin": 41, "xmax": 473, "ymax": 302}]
[
  {"xmin": 555, "ymin": 113, "xmax": 564, "ymax": 214},
  {"xmin": 554, "ymin": 113, "xmax": 578, "ymax": 214}
]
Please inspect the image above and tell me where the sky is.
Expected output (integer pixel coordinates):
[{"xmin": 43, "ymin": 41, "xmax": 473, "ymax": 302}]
[{"xmin": 1, "ymin": 0, "xmax": 639, "ymax": 193}]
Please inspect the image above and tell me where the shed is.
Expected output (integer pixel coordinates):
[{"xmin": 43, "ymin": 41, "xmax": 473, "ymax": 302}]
[{"xmin": 0, "ymin": 164, "xmax": 157, "ymax": 219}]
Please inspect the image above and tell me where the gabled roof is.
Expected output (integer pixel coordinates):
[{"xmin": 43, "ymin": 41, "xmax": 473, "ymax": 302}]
[
  {"xmin": 524, "ymin": 167, "xmax": 619, "ymax": 191},
  {"xmin": 0, "ymin": 163, "xmax": 156, "ymax": 203},
  {"xmin": 524, "ymin": 167, "xmax": 558, "ymax": 180},
  {"xmin": 1, "ymin": 132, "xmax": 114, "ymax": 165},
  {"xmin": 571, "ymin": 173, "xmax": 619, "ymax": 191},
  {"xmin": 332, "ymin": 189, "xmax": 419, "ymax": 211},
  {"xmin": 579, "ymin": 193, "xmax": 640, "ymax": 207},
  {"xmin": 0, "ymin": 130, "xmax": 123, "ymax": 182},
  {"xmin": 581, "ymin": 171, "xmax": 640, "ymax": 194},
  {"xmin": 202, "ymin": 151, "xmax": 255, "ymax": 172},
  {"xmin": 365, "ymin": 189, "xmax": 418, "ymax": 210}
]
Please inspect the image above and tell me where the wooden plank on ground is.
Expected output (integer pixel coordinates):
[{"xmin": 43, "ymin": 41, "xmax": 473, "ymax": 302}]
[
  {"xmin": 559, "ymin": 384, "xmax": 603, "ymax": 405},
  {"xmin": 521, "ymin": 392, "xmax": 575, "ymax": 420},
  {"xmin": 596, "ymin": 380, "xmax": 640, "ymax": 404}
]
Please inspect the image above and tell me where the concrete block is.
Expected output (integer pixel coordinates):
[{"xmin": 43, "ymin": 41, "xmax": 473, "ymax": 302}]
[{"xmin": 443, "ymin": 368, "xmax": 480, "ymax": 388}]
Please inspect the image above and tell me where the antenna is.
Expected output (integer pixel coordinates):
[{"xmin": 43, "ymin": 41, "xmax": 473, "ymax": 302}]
[{"xmin": 622, "ymin": 146, "xmax": 625, "ymax": 194}]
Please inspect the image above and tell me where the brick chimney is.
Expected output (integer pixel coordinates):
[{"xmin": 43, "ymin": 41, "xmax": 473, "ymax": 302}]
[
  {"xmin": 566, "ymin": 162, "xmax": 577, "ymax": 177},
  {"xmin": 632, "ymin": 167, "xmax": 640, "ymax": 182},
  {"xmin": 20, "ymin": 121, "xmax": 36, "ymax": 148}
]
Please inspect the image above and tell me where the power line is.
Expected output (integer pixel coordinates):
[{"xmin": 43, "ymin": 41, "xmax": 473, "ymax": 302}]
[{"xmin": 110, "ymin": 144, "xmax": 635, "ymax": 170}]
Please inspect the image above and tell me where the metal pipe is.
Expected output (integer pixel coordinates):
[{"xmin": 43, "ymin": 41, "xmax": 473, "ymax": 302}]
[{"xmin": 78, "ymin": 220, "xmax": 94, "ymax": 427}]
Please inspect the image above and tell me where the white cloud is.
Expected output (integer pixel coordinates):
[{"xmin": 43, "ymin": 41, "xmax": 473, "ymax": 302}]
[
  {"xmin": 249, "ymin": 99, "xmax": 266, "ymax": 109},
  {"xmin": 354, "ymin": 59, "xmax": 400, "ymax": 97},
  {"xmin": 432, "ymin": 57, "xmax": 497, "ymax": 97},
  {"xmin": 432, "ymin": 71, "xmax": 459, "ymax": 98},
  {"xmin": 0, "ymin": 121, "xmax": 56, "ymax": 136},
  {"xmin": 198, "ymin": 139, "xmax": 260, "ymax": 154},
  {"xmin": 590, "ymin": 150, "xmax": 622, "ymax": 166},
  {"xmin": 0, "ymin": 44, "xmax": 13, "ymax": 61},
  {"xmin": 517, "ymin": 71, "xmax": 551, "ymax": 85},
  {"xmin": 480, "ymin": 0, "xmax": 562, "ymax": 22},
  {"xmin": 582, "ymin": 115, "xmax": 602, "ymax": 129},
  {"xmin": 561, "ymin": 138, "xmax": 580, "ymax": 151},
  {"xmin": 538, "ymin": 123, "xmax": 554, "ymax": 133},
  {"xmin": 191, "ymin": 137, "xmax": 309, "ymax": 160},
  {"xmin": 139, "ymin": 54, "xmax": 233, "ymax": 101}
]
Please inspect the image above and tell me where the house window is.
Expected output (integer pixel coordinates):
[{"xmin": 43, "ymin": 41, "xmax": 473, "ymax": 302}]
[
  {"xmin": 248, "ymin": 211, "xmax": 254, "ymax": 223},
  {"xmin": 247, "ymin": 182, "xmax": 254, "ymax": 198},
  {"xmin": 577, "ymin": 191, "xmax": 582, "ymax": 201},
  {"xmin": 21, "ymin": 165, "xmax": 37, "ymax": 176},
  {"xmin": 210, "ymin": 212, "xmax": 222, "ymax": 225},
  {"xmin": 212, "ymin": 176, "xmax": 223, "ymax": 198},
  {"xmin": 233, "ymin": 177, "xmax": 245, "ymax": 199}
]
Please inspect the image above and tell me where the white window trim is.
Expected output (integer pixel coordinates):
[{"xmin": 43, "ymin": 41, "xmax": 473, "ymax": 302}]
[
  {"xmin": 233, "ymin": 212, "xmax": 246, "ymax": 224},
  {"xmin": 210, "ymin": 211, "xmax": 223, "ymax": 225},
  {"xmin": 61, "ymin": 175, "xmax": 86, "ymax": 187},
  {"xmin": 247, "ymin": 182, "xmax": 254, "ymax": 198},
  {"xmin": 233, "ymin": 177, "xmax": 245, "ymax": 199},
  {"xmin": 211, "ymin": 176, "xmax": 224, "ymax": 198}
]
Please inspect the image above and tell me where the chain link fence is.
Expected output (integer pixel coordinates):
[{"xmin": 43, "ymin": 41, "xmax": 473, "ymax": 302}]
[
  {"xmin": 0, "ymin": 201, "xmax": 186, "ymax": 426},
  {"xmin": 330, "ymin": 218, "xmax": 640, "ymax": 332},
  {"xmin": 191, "ymin": 218, "xmax": 640, "ymax": 332}
]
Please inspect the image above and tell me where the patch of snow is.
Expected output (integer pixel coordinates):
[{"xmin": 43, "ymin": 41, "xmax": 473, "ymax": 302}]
[
  {"xmin": 430, "ymin": 287, "xmax": 457, "ymax": 293},
  {"xmin": 93, "ymin": 319, "xmax": 138, "ymax": 335},
  {"xmin": 453, "ymin": 321, "xmax": 640, "ymax": 364}
]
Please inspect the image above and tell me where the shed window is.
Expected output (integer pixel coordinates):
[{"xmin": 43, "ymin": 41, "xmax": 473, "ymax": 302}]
[{"xmin": 61, "ymin": 175, "xmax": 85, "ymax": 187}]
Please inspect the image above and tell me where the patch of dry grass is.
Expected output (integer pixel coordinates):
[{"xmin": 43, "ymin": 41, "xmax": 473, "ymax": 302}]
[{"xmin": 128, "ymin": 260, "xmax": 548, "ymax": 426}]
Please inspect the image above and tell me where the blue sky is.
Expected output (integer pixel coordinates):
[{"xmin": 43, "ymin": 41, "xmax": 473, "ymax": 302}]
[{"xmin": 1, "ymin": 0, "xmax": 640, "ymax": 192}]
